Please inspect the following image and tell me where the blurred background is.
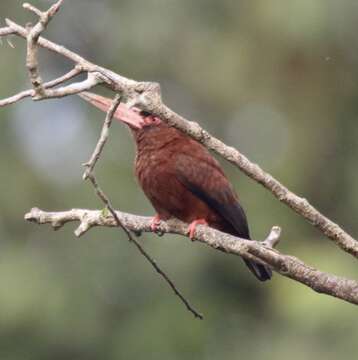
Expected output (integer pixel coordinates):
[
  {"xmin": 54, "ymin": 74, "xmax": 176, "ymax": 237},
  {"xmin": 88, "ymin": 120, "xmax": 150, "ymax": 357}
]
[{"xmin": 0, "ymin": 0, "xmax": 358, "ymax": 359}]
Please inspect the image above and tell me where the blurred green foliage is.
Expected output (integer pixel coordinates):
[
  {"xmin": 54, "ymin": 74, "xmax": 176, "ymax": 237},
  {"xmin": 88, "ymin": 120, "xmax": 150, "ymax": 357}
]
[{"xmin": 0, "ymin": 1, "xmax": 358, "ymax": 359}]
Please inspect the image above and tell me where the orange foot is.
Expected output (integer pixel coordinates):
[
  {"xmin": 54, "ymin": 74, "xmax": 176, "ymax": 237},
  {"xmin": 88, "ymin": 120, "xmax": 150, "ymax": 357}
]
[
  {"xmin": 150, "ymin": 214, "xmax": 162, "ymax": 233},
  {"xmin": 187, "ymin": 219, "xmax": 208, "ymax": 240}
]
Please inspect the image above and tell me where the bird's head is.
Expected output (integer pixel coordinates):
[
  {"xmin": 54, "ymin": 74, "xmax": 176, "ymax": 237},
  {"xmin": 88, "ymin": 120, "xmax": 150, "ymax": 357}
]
[{"xmin": 79, "ymin": 91, "xmax": 162, "ymax": 131}]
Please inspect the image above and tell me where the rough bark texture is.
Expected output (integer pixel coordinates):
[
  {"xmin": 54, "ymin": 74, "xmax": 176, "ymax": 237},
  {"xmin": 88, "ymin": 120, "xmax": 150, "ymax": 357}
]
[
  {"xmin": 1, "ymin": 15, "xmax": 357, "ymax": 258},
  {"xmin": 0, "ymin": 1, "xmax": 357, "ymax": 312},
  {"xmin": 25, "ymin": 208, "xmax": 358, "ymax": 306}
]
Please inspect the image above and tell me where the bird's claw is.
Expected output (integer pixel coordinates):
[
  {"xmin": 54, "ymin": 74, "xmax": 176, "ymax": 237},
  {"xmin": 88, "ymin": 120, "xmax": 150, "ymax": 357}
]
[
  {"xmin": 187, "ymin": 219, "xmax": 208, "ymax": 241},
  {"xmin": 150, "ymin": 215, "xmax": 164, "ymax": 236}
]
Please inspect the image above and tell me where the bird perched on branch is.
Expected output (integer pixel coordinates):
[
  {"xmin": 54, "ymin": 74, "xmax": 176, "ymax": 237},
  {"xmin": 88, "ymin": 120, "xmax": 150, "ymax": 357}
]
[{"xmin": 79, "ymin": 92, "xmax": 272, "ymax": 281}]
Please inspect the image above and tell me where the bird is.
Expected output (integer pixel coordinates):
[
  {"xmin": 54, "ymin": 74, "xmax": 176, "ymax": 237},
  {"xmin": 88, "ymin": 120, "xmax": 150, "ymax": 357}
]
[{"xmin": 79, "ymin": 91, "xmax": 272, "ymax": 281}]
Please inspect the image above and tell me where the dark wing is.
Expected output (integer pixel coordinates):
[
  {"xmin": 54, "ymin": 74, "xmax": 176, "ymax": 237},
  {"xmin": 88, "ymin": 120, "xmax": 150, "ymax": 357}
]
[
  {"xmin": 174, "ymin": 147, "xmax": 250, "ymax": 239},
  {"xmin": 174, "ymin": 144, "xmax": 272, "ymax": 282}
]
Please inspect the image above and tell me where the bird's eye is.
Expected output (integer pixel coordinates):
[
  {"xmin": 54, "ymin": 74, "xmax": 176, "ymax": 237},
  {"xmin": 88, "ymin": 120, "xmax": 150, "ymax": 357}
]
[
  {"xmin": 140, "ymin": 111, "xmax": 151, "ymax": 117},
  {"xmin": 148, "ymin": 116, "xmax": 158, "ymax": 123}
]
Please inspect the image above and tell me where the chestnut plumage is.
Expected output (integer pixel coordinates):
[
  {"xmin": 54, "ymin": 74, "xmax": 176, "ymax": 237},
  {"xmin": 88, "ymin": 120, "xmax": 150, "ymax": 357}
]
[{"xmin": 79, "ymin": 92, "xmax": 272, "ymax": 281}]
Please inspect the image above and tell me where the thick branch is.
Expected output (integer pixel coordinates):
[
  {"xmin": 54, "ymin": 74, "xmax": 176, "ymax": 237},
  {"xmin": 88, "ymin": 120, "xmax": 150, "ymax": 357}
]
[
  {"xmin": 1, "ymin": 17, "xmax": 357, "ymax": 258},
  {"xmin": 4, "ymin": 4, "xmax": 203, "ymax": 319},
  {"xmin": 1, "ymin": 1, "xmax": 358, "ymax": 312},
  {"xmin": 25, "ymin": 207, "xmax": 358, "ymax": 306}
]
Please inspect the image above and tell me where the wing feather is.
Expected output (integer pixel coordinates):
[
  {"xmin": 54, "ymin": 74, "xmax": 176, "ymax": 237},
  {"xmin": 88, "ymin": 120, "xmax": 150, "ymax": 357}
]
[
  {"xmin": 175, "ymin": 150, "xmax": 250, "ymax": 238},
  {"xmin": 174, "ymin": 146, "xmax": 272, "ymax": 281}
]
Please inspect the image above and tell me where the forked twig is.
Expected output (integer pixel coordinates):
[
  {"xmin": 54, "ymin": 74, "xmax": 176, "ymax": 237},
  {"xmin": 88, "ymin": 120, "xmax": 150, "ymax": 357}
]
[
  {"xmin": 23, "ymin": 0, "xmax": 64, "ymax": 98},
  {"xmin": 1, "ymin": 13, "xmax": 356, "ymax": 258},
  {"xmin": 1, "ymin": 1, "xmax": 358, "ymax": 311},
  {"xmin": 0, "ymin": 65, "xmax": 84, "ymax": 107}
]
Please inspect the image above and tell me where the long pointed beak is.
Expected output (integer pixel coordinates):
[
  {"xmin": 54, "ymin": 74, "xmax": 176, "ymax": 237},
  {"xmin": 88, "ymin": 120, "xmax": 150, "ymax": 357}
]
[{"xmin": 78, "ymin": 91, "xmax": 144, "ymax": 129}]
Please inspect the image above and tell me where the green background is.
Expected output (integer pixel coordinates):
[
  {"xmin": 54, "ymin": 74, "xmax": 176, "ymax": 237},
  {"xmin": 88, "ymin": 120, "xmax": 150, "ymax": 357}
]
[{"xmin": 0, "ymin": 1, "xmax": 357, "ymax": 359}]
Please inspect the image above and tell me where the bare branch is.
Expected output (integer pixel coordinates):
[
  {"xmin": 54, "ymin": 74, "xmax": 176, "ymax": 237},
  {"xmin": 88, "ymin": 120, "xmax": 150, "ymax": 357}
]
[
  {"xmin": 84, "ymin": 174, "xmax": 203, "ymax": 319},
  {"xmin": 3, "ymin": 19, "xmax": 136, "ymax": 91},
  {"xmin": 23, "ymin": 3, "xmax": 44, "ymax": 18},
  {"xmin": 38, "ymin": 72, "xmax": 102, "ymax": 99},
  {"xmin": 1, "ymin": 2, "xmax": 358, "ymax": 310},
  {"xmin": 79, "ymin": 95, "xmax": 203, "ymax": 319},
  {"xmin": 4, "ymin": 6, "xmax": 202, "ymax": 318},
  {"xmin": 23, "ymin": 0, "xmax": 65, "ymax": 98},
  {"xmin": 1, "ymin": 15, "xmax": 357, "ymax": 258},
  {"xmin": 0, "ymin": 66, "xmax": 84, "ymax": 107},
  {"xmin": 263, "ymin": 226, "xmax": 281, "ymax": 248},
  {"xmin": 0, "ymin": 72, "xmax": 101, "ymax": 106},
  {"xmin": 82, "ymin": 94, "xmax": 122, "ymax": 179},
  {"xmin": 23, "ymin": 1, "xmax": 64, "ymax": 19},
  {"xmin": 24, "ymin": 207, "xmax": 358, "ymax": 306},
  {"xmin": 43, "ymin": 65, "xmax": 83, "ymax": 87},
  {"xmin": 0, "ymin": 26, "xmax": 15, "ymax": 36}
]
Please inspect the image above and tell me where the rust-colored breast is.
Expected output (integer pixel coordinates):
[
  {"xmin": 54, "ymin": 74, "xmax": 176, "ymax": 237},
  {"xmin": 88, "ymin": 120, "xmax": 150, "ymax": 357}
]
[{"xmin": 134, "ymin": 124, "xmax": 226, "ymax": 227}]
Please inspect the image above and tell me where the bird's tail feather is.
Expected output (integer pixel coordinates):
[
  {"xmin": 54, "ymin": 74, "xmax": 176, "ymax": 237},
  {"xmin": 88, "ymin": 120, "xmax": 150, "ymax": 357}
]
[{"xmin": 243, "ymin": 258, "xmax": 272, "ymax": 281}]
